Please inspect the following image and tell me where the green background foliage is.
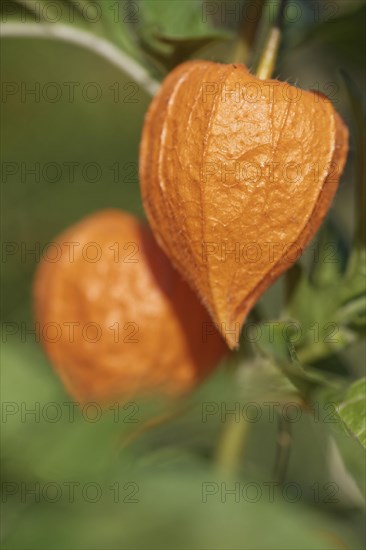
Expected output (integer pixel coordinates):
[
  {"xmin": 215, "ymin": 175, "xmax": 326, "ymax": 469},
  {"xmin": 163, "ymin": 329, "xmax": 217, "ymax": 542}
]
[{"xmin": 1, "ymin": 1, "xmax": 365, "ymax": 548}]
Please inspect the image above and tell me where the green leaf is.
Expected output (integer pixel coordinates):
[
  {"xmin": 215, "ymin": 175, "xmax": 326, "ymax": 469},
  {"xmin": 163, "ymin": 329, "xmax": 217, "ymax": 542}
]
[
  {"xmin": 309, "ymin": 224, "xmax": 345, "ymax": 288},
  {"xmin": 134, "ymin": 0, "xmax": 233, "ymax": 72},
  {"xmin": 3, "ymin": 0, "xmax": 141, "ymax": 58},
  {"xmin": 333, "ymin": 72, "xmax": 366, "ymax": 333},
  {"xmin": 255, "ymin": 321, "xmax": 329, "ymax": 397},
  {"xmin": 137, "ymin": 0, "xmax": 219, "ymax": 38},
  {"xmin": 285, "ymin": 229, "xmax": 363, "ymax": 367},
  {"xmin": 336, "ymin": 378, "xmax": 366, "ymax": 448},
  {"xmin": 1, "ymin": 0, "xmax": 162, "ymax": 94}
]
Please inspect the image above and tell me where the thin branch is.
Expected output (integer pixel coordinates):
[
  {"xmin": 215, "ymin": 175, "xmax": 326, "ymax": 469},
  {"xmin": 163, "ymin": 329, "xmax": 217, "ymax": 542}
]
[
  {"xmin": 0, "ymin": 23, "xmax": 160, "ymax": 96},
  {"xmin": 215, "ymin": 416, "xmax": 251, "ymax": 475}
]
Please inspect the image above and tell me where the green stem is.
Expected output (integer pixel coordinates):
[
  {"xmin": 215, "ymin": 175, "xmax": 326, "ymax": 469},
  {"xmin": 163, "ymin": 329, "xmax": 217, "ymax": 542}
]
[
  {"xmin": 215, "ymin": 417, "xmax": 251, "ymax": 475},
  {"xmin": 336, "ymin": 295, "xmax": 366, "ymax": 324},
  {"xmin": 255, "ymin": 0, "xmax": 287, "ymax": 79},
  {"xmin": 273, "ymin": 414, "xmax": 292, "ymax": 484},
  {"xmin": 256, "ymin": 27, "xmax": 281, "ymax": 79}
]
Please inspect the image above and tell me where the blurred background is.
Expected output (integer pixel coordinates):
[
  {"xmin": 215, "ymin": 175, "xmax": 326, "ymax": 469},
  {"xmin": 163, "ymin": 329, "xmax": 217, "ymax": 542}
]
[{"xmin": 1, "ymin": 1, "xmax": 365, "ymax": 548}]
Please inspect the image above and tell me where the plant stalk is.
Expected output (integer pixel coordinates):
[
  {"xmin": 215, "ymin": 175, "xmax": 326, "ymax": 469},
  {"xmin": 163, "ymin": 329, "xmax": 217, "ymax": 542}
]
[
  {"xmin": 256, "ymin": 0, "xmax": 287, "ymax": 79},
  {"xmin": 215, "ymin": 416, "xmax": 251, "ymax": 475}
]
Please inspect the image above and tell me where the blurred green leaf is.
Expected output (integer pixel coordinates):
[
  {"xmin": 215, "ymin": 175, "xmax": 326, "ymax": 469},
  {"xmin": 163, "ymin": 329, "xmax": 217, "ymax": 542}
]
[
  {"xmin": 286, "ymin": 229, "xmax": 363, "ymax": 367},
  {"xmin": 309, "ymin": 226, "xmax": 344, "ymax": 288},
  {"xmin": 336, "ymin": 378, "xmax": 366, "ymax": 448},
  {"xmin": 298, "ymin": 3, "xmax": 366, "ymax": 66},
  {"xmin": 3, "ymin": 0, "xmax": 143, "ymax": 60},
  {"xmin": 254, "ymin": 321, "xmax": 329, "ymax": 397},
  {"xmin": 136, "ymin": 0, "xmax": 221, "ymax": 38},
  {"xmin": 1, "ymin": 465, "xmax": 361, "ymax": 550},
  {"xmin": 339, "ymin": 70, "xmax": 366, "ymax": 324},
  {"xmin": 134, "ymin": 0, "xmax": 233, "ymax": 72}
]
